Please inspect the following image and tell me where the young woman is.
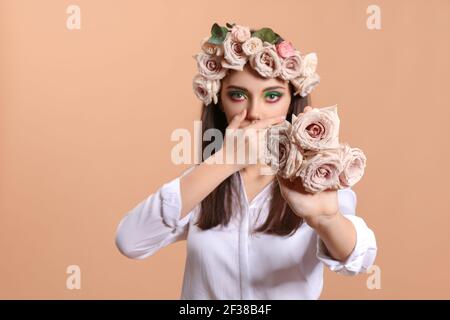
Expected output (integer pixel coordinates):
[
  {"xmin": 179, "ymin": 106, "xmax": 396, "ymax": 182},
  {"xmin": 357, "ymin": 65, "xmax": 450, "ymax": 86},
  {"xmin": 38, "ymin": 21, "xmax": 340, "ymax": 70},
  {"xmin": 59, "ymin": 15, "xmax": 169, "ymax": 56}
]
[{"xmin": 115, "ymin": 23, "xmax": 377, "ymax": 299}]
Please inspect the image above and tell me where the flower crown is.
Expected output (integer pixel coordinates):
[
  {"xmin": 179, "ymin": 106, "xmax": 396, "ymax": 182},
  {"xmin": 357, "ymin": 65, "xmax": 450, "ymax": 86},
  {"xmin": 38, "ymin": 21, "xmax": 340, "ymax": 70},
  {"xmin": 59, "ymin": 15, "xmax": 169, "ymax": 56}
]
[{"xmin": 192, "ymin": 22, "xmax": 320, "ymax": 106}]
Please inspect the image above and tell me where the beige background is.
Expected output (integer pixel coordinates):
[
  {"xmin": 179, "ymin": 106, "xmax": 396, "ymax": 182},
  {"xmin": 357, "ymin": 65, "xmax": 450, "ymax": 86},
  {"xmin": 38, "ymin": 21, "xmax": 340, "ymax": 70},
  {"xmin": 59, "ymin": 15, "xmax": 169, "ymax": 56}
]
[{"xmin": 1, "ymin": 0, "xmax": 449, "ymax": 299}]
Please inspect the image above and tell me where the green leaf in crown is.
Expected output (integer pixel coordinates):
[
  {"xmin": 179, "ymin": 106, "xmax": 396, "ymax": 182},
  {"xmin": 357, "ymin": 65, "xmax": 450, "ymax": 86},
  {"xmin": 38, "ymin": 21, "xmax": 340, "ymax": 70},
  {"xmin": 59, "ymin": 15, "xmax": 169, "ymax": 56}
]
[
  {"xmin": 208, "ymin": 23, "xmax": 229, "ymax": 45},
  {"xmin": 226, "ymin": 22, "xmax": 236, "ymax": 29},
  {"xmin": 251, "ymin": 27, "xmax": 281, "ymax": 44}
]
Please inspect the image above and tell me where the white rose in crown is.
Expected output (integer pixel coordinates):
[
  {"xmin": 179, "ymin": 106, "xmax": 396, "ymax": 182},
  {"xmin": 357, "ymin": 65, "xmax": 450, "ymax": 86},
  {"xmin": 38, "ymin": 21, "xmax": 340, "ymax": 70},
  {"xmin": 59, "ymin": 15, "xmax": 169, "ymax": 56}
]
[
  {"xmin": 242, "ymin": 37, "xmax": 263, "ymax": 56},
  {"xmin": 301, "ymin": 52, "xmax": 318, "ymax": 77}
]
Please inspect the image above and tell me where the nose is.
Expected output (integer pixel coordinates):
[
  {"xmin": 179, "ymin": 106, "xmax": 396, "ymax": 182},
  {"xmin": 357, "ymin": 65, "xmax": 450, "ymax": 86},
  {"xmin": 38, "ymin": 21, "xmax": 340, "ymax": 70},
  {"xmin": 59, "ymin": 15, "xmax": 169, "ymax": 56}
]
[{"xmin": 246, "ymin": 100, "xmax": 261, "ymax": 122}]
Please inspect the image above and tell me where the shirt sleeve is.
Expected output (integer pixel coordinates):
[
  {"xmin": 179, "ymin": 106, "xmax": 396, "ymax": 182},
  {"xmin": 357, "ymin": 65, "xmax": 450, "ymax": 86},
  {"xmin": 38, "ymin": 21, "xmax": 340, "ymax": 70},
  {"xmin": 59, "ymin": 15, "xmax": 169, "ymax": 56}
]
[
  {"xmin": 316, "ymin": 187, "xmax": 378, "ymax": 276},
  {"xmin": 115, "ymin": 166, "xmax": 198, "ymax": 260}
]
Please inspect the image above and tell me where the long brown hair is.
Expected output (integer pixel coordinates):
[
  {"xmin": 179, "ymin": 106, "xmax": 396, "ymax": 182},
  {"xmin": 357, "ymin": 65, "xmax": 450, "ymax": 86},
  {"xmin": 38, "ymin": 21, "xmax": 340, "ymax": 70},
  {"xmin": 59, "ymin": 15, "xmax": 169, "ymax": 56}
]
[{"xmin": 196, "ymin": 82, "xmax": 310, "ymax": 237}]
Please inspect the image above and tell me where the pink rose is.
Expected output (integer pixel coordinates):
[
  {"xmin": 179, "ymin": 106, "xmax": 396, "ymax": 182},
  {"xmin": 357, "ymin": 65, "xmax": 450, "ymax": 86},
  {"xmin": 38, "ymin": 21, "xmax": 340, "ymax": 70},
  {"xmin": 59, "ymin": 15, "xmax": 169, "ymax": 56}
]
[
  {"xmin": 276, "ymin": 40, "xmax": 295, "ymax": 58},
  {"xmin": 290, "ymin": 76, "xmax": 305, "ymax": 96},
  {"xmin": 200, "ymin": 36, "xmax": 223, "ymax": 56},
  {"xmin": 222, "ymin": 32, "xmax": 248, "ymax": 71},
  {"xmin": 279, "ymin": 143, "xmax": 304, "ymax": 181},
  {"xmin": 291, "ymin": 105, "xmax": 340, "ymax": 151},
  {"xmin": 242, "ymin": 37, "xmax": 263, "ymax": 56},
  {"xmin": 194, "ymin": 52, "xmax": 228, "ymax": 80},
  {"xmin": 297, "ymin": 149, "xmax": 343, "ymax": 193},
  {"xmin": 265, "ymin": 120, "xmax": 304, "ymax": 180},
  {"xmin": 338, "ymin": 143, "xmax": 367, "ymax": 188},
  {"xmin": 301, "ymin": 52, "xmax": 318, "ymax": 77},
  {"xmin": 249, "ymin": 42, "xmax": 282, "ymax": 78},
  {"xmin": 280, "ymin": 51, "xmax": 303, "ymax": 80},
  {"xmin": 289, "ymin": 52, "xmax": 320, "ymax": 97},
  {"xmin": 298, "ymin": 73, "xmax": 320, "ymax": 97},
  {"xmin": 192, "ymin": 74, "xmax": 221, "ymax": 106}
]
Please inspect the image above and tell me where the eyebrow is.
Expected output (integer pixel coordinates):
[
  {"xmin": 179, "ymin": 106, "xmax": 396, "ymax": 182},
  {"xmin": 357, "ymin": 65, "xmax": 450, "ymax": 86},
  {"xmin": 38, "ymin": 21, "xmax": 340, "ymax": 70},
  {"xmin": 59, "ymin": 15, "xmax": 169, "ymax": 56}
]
[{"xmin": 226, "ymin": 85, "xmax": 286, "ymax": 92}]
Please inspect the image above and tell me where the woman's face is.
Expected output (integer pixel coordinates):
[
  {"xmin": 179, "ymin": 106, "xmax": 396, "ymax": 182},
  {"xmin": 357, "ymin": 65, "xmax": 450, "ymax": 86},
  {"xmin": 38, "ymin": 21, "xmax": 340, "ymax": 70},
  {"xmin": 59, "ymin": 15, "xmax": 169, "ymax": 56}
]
[{"xmin": 220, "ymin": 64, "xmax": 291, "ymax": 128}]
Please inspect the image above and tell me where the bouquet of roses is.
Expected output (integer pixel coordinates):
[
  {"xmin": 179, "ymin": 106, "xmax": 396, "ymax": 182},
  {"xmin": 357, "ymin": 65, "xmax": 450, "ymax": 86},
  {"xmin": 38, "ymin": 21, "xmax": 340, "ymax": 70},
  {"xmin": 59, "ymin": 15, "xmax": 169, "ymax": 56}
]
[{"xmin": 265, "ymin": 105, "xmax": 367, "ymax": 193}]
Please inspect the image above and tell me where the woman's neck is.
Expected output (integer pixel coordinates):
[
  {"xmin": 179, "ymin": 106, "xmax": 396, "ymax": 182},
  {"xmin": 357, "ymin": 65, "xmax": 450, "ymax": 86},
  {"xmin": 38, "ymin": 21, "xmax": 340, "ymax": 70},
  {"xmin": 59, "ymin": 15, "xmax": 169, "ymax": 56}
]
[{"xmin": 239, "ymin": 164, "xmax": 276, "ymax": 203}]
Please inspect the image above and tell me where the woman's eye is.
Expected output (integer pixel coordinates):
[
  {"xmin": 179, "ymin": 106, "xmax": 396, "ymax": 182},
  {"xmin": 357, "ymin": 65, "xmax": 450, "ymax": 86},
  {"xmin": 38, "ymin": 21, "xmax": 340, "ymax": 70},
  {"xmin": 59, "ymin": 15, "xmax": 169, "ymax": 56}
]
[
  {"xmin": 229, "ymin": 91, "xmax": 246, "ymax": 101},
  {"xmin": 265, "ymin": 92, "xmax": 282, "ymax": 102}
]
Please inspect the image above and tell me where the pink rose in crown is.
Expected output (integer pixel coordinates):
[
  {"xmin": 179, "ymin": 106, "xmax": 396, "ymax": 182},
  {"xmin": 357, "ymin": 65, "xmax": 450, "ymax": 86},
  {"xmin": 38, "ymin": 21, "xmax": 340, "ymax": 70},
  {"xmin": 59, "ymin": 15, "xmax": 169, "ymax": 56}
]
[
  {"xmin": 194, "ymin": 52, "xmax": 228, "ymax": 80},
  {"xmin": 192, "ymin": 75, "xmax": 221, "ymax": 106},
  {"xmin": 276, "ymin": 40, "xmax": 295, "ymax": 58},
  {"xmin": 222, "ymin": 32, "xmax": 248, "ymax": 71},
  {"xmin": 249, "ymin": 42, "xmax": 282, "ymax": 78},
  {"xmin": 280, "ymin": 51, "xmax": 303, "ymax": 80}
]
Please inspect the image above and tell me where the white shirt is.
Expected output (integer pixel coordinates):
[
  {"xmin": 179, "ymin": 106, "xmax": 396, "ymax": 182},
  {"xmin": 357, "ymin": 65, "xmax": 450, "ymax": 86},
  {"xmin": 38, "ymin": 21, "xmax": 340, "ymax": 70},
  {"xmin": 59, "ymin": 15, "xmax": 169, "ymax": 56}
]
[{"xmin": 115, "ymin": 166, "xmax": 377, "ymax": 300}]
